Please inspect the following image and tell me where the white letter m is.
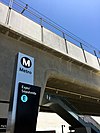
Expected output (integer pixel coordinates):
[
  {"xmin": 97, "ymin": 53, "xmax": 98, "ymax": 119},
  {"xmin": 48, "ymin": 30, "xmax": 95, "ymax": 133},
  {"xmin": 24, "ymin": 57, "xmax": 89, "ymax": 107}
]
[{"xmin": 23, "ymin": 58, "xmax": 30, "ymax": 67}]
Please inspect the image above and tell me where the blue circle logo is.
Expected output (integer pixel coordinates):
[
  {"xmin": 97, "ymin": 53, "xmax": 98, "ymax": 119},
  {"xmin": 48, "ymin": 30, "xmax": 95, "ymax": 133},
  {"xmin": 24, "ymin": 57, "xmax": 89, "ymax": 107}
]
[{"xmin": 21, "ymin": 95, "xmax": 28, "ymax": 102}]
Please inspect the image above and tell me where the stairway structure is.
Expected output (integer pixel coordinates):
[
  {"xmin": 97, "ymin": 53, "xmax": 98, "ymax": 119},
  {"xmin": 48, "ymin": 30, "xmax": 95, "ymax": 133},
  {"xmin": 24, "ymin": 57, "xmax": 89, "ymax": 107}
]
[{"xmin": 42, "ymin": 93, "xmax": 100, "ymax": 133}]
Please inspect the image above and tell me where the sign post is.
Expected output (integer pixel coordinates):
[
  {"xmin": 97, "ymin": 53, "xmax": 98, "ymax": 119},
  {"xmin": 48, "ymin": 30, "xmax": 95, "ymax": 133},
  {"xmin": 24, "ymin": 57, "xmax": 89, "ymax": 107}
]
[{"xmin": 7, "ymin": 53, "xmax": 41, "ymax": 133}]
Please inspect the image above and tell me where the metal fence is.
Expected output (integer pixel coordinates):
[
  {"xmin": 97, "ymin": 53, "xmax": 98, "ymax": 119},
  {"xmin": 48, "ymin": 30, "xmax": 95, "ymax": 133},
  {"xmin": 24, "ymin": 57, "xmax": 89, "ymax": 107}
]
[{"xmin": 1, "ymin": 0, "xmax": 100, "ymax": 59}]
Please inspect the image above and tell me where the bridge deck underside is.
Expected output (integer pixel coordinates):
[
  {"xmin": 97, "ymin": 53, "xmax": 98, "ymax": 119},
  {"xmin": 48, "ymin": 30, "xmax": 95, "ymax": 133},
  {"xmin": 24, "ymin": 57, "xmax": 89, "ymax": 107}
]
[{"xmin": 44, "ymin": 78, "xmax": 100, "ymax": 115}]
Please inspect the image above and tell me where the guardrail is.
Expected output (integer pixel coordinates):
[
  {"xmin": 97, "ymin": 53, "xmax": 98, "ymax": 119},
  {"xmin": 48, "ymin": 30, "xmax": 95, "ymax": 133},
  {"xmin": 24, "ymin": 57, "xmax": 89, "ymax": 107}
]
[{"xmin": 1, "ymin": 0, "xmax": 100, "ymax": 60}]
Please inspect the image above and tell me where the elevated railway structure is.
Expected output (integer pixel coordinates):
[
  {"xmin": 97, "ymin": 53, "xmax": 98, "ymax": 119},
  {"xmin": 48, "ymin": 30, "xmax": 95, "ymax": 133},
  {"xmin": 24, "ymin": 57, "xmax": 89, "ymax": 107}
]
[{"xmin": 0, "ymin": 0, "xmax": 100, "ymax": 132}]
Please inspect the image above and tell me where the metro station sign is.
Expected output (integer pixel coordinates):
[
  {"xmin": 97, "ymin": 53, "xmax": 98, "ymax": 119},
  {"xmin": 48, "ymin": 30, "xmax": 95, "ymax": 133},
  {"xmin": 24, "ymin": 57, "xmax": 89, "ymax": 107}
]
[
  {"xmin": 14, "ymin": 82, "xmax": 41, "ymax": 133},
  {"xmin": 7, "ymin": 53, "xmax": 41, "ymax": 133}
]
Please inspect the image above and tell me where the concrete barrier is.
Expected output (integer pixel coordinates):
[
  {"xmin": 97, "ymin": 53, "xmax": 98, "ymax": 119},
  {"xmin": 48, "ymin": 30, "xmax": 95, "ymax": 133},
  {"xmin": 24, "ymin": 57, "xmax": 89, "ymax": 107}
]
[
  {"xmin": 0, "ymin": 3, "xmax": 8, "ymax": 24},
  {"xmin": 43, "ymin": 28, "xmax": 67, "ymax": 55},
  {"xmin": 9, "ymin": 10, "xmax": 41, "ymax": 41},
  {"xmin": 0, "ymin": 2, "xmax": 100, "ymax": 71},
  {"xmin": 67, "ymin": 41, "xmax": 85, "ymax": 63},
  {"xmin": 85, "ymin": 51, "xmax": 100, "ymax": 70}
]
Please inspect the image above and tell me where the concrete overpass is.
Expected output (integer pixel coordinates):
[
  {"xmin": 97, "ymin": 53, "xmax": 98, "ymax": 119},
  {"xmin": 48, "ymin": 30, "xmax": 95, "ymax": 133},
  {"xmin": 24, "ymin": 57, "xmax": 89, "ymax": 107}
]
[{"xmin": 0, "ymin": 0, "xmax": 100, "ymax": 125}]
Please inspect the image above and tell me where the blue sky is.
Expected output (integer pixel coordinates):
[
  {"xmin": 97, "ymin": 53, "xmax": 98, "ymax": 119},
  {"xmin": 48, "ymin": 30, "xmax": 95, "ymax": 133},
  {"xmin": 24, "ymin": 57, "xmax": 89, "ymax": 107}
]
[{"xmin": 22, "ymin": 0, "xmax": 100, "ymax": 51}]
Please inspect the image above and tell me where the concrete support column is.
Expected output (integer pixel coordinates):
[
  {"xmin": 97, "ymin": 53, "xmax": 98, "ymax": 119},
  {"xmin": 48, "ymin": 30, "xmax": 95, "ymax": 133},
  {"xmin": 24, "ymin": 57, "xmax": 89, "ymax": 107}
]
[{"xmin": 34, "ymin": 70, "xmax": 50, "ymax": 105}]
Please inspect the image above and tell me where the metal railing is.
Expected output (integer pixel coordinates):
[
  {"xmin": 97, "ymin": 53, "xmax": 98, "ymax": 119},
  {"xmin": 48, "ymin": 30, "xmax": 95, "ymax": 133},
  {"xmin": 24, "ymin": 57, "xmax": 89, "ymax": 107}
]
[
  {"xmin": 1, "ymin": 0, "xmax": 100, "ymax": 60},
  {"xmin": 45, "ymin": 93, "xmax": 100, "ymax": 132}
]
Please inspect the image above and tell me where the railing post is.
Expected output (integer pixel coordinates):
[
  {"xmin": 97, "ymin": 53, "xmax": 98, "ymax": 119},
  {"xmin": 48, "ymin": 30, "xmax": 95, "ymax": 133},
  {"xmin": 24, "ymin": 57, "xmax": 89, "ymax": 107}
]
[
  {"xmin": 94, "ymin": 50, "xmax": 100, "ymax": 67},
  {"xmin": 63, "ymin": 32, "xmax": 68, "ymax": 54},
  {"xmin": 21, "ymin": 4, "xmax": 28, "ymax": 14},
  {"xmin": 62, "ymin": 32, "xmax": 65, "ymax": 39},
  {"xmin": 9, "ymin": 0, "xmax": 14, "ymax": 8},
  {"xmin": 80, "ymin": 43, "xmax": 87, "ymax": 63},
  {"xmin": 40, "ymin": 17, "xmax": 43, "ymax": 27},
  {"xmin": 5, "ymin": 0, "xmax": 14, "ymax": 25},
  {"xmin": 40, "ymin": 18, "xmax": 44, "ymax": 42}
]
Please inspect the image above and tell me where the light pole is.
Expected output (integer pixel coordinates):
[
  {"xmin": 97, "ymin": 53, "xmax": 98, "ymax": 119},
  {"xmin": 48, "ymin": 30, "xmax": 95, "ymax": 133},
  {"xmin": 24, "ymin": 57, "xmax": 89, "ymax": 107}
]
[{"xmin": 61, "ymin": 125, "xmax": 65, "ymax": 133}]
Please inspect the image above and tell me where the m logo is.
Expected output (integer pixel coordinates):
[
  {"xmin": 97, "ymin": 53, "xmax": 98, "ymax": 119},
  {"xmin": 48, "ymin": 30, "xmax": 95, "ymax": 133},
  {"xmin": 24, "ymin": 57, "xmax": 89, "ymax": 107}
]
[{"xmin": 21, "ymin": 57, "xmax": 32, "ymax": 68}]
